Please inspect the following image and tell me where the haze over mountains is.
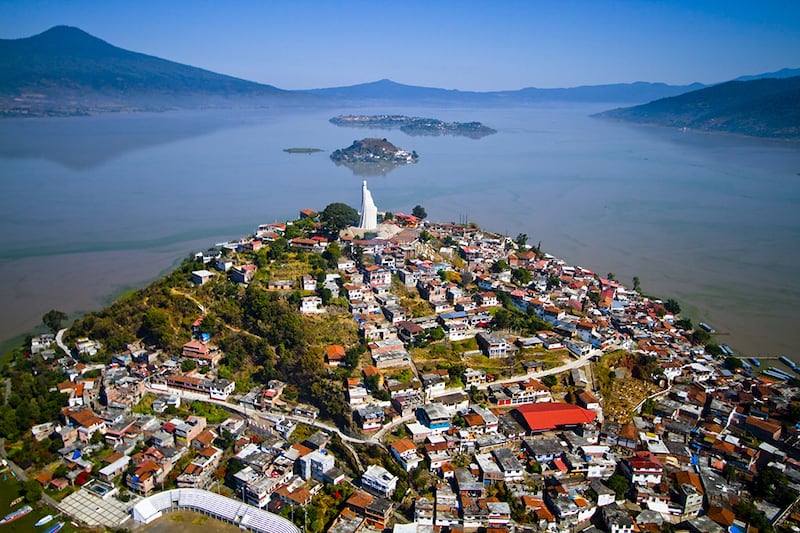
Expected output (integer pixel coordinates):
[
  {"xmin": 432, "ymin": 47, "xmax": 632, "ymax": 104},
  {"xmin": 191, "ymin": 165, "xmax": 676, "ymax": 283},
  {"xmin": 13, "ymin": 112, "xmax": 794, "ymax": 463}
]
[{"xmin": 1, "ymin": 26, "xmax": 798, "ymax": 139}]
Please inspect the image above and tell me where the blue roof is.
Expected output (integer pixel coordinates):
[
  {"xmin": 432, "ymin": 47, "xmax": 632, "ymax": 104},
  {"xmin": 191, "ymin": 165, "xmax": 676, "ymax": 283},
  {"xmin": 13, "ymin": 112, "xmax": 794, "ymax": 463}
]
[{"xmin": 440, "ymin": 311, "xmax": 468, "ymax": 320}]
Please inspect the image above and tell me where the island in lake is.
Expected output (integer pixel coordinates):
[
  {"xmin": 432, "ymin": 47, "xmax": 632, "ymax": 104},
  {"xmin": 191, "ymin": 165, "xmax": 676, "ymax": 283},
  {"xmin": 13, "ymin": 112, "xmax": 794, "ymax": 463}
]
[
  {"xmin": 330, "ymin": 137, "xmax": 418, "ymax": 176},
  {"xmin": 330, "ymin": 114, "xmax": 497, "ymax": 139},
  {"xmin": 283, "ymin": 147, "xmax": 324, "ymax": 154}
]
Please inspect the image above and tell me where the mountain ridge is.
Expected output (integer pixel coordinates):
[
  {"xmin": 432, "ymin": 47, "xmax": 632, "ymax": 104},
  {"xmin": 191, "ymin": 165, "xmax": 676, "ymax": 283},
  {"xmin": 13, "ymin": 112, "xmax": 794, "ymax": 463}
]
[
  {"xmin": 1, "ymin": 26, "xmax": 798, "ymax": 118},
  {"xmin": 596, "ymin": 76, "xmax": 800, "ymax": 139},
  {"xmin": 0, "ymin": 25, "xmax": 302, "ymax": 117}
]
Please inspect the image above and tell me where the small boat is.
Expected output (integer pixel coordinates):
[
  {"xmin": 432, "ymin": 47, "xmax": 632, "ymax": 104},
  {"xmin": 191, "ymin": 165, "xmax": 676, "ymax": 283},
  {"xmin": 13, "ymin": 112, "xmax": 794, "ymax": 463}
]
[
  {"xmin": 778, "ymin": 355, "xmax": 800, "ymax": 372},
  {"xmin": 720, "ymin": 344, "xmax": 734, "ymax": 356},
  {"xmin": 764, "ymin": 367, "xmax": 793, "ymax": 381},
  {"xmin": 699, "ymin": 322, "xmax": 715, "ymax": 333},
  {"xmin": 45, "ymin": 521, "xmax": 65, "ymax": 533},
  {"xmin": 35, "ymin": 514, "xmax": 54, "ymax": 526},
  {"xmin": 0, "ymin": 504, "xmax": 33, "ymax": 524},
  {"xmin": 748, "ymin": 357, "xmax": 761, "ymax": 367}
]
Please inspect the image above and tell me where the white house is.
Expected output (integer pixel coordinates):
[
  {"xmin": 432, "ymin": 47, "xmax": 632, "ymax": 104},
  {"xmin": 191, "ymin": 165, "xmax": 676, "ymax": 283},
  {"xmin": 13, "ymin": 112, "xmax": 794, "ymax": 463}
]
[
  {"xmin": 300, "ymin": 296, "xmax": 324, "ymax": 314},
  {"xmin": 361, "ymin": 464, "xmax": 398, "ymax": 498}
]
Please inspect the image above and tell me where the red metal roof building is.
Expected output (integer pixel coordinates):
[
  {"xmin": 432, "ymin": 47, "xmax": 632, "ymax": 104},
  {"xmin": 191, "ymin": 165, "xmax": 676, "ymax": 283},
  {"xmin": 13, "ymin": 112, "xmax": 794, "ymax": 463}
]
[{"xmin": 513, "ymin": 403, "xmax": 596, "ymax": 433}]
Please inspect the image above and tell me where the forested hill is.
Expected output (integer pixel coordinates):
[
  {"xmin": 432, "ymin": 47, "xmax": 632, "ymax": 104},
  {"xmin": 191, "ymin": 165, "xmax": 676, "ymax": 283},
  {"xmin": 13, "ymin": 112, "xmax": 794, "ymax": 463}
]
[
  {"xmin": 0, "ymin": 26, "xmax": 304, "ymax": 117},
  {"xmin": 596, "ymin": 76, "xmax": 800, "ymax": 139}
]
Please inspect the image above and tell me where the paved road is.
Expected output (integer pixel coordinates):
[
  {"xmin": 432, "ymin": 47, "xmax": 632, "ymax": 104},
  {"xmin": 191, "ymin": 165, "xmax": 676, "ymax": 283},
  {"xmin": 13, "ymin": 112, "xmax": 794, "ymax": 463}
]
[
  {"xmin": 55, "ymin": 328, "xmax": 71, "ymax": 358},
  {"xmin": 145, "ymin": 384, "xmax": 376, "ymax": 472},
  {"xmin": 475, "ymin": 350, "xmax": 596, "ymax": 390}
]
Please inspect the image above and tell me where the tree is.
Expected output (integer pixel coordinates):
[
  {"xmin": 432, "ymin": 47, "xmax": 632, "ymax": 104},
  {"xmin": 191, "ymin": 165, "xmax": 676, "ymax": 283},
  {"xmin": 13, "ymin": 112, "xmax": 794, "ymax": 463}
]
[
  {"xmin": 542, "ymin": 375, "xmax": 557, "ymax": 388},
  {"xmin": 181, "ymin": 359, "xmax": 197, "ymax": 372},
  {"xmin": 512, "ymin": 268, "xmax": 532, "ymax": 286},
  {"xmin": 632, "ymin": 276, "xmax": 641, "ymax": 293},
  {"xmin": 42, "ymin": 309, "xmax": 68, "ymax": 333},
  {"xmin": 607, "ymin": 474, "xmax": 630, "ymax": 499},
  {"xmin": 322, "ymin": 242, "xmax": 341, "ymax": 269},
  {"xmin": 664, "ymin": 298, "xmax": 681, "ymax": 314},
  {"xmin": 515, "ymin": 233, "xmax": 528, "ymax": 248},
  {"xmin": 691, "ymin": 328, "xmax": 711, "ymax": 345},
  {"xmin": 319, "ymin": 288, "xmax": 333, "ymax": 306},
  {"xmin": 141, "ymin": 307, "xmax": 172, "ymax": 347},
  {"xmin": 412, "ymin": 205, "xmax": 427, "ymax": 219},
  {"xmin": 491, "ymin": 260, "xmax": 510, "ymax": 273},
  {"xmin": 320, "ymin": 202, "xmax": 359, "ymax": 231},
  {"xmin": 606, "ymin": 272, "xmax": 616, "ymax": 281},
  {"xmin": 21, "ymin": 480, "xmax": 42, "ymax": 503}
]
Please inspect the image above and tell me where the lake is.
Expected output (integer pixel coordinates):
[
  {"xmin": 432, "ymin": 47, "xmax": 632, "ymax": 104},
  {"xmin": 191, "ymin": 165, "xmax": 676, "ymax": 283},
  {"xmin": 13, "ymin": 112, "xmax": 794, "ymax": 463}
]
[{"xmin": 0, "ymin": 104, "xmax": 798, "ymax": 360}]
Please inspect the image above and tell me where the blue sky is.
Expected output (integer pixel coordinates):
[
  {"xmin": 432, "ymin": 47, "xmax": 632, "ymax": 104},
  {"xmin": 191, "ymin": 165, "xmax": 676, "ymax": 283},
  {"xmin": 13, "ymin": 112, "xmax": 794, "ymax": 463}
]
[{"xmin": 1, "ymin": 0, "xmax": 799, "ymax": 91}]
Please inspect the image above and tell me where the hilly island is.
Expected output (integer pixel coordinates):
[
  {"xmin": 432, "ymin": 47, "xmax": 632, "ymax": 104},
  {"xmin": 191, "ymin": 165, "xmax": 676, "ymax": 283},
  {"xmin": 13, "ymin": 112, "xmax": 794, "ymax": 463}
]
[
  {"xmin": 2, "ymin": 21, "xmax": 800, "ymax": 533},
  {"xmin": 330, "ymin": 137, "xmax": 419, "ymax": 176},
  {"xmin": 2, "ymin": 196, "xmax": 797, "ymax": 532},
  {"xmin": 330, "ymin": 114, "xmax": 497, "ymax": 139}
]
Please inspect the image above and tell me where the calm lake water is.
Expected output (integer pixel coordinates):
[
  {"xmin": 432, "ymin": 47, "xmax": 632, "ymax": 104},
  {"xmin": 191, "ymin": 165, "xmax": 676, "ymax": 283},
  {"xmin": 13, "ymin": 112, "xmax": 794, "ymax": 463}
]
[{"xmin": 1, "ymin": 104, "xmax": 798, "ymax": 360}]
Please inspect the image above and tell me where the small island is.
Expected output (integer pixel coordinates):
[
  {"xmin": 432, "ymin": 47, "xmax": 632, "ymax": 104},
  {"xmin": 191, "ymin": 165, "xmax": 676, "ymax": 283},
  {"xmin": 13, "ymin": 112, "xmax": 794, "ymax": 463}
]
[
  {"xmin": 283, "ymin": 147, "xmax": 324, "ymax": 154},
  {"xmin": 330, "ymin": 138, "xmax": 418, "ymax": 176},
  {"xmin": 330, "ymin": 114, "xmax": 497, "ymax": 139}
]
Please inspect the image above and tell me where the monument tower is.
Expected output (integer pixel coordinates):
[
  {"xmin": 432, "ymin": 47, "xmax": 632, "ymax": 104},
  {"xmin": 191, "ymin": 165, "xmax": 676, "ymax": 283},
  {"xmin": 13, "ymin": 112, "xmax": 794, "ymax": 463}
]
[{"xmin": 358, "ymin": 180, "xmax": 378, "ymax": 230}]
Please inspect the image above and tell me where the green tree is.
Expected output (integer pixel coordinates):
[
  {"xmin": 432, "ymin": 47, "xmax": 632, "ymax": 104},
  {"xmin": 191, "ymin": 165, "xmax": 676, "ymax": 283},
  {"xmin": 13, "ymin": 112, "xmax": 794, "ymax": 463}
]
[
  {"xmin": 181, "ymin": 359, "xmax": 197, "ymax": 372},
  {"xmin": 491, "ymin": 260, "xmax": 510, "ymax": 273},
  {"xmin": 512, "ymin": 268, "xmax": 532, "ymax": 285},
  {"xmin": 691, "ymin": 328, "xmax": 711, "ymax": 345},
  {"xmin": 141, "ymin": 307, "xmax": 172, "ymax": 347},
  {"xmin": 633, "ymin": 276, "xmax": 641, "ymax": 293},
  {"xmin": 345, "ymin": 345, "xmax": 364, "ymax": 369},
  {"xmin": 412, "ymin": 205, "xmax": 427, "ymax": 219},
  {"xmin": 322, "ymin": 242, "xmax": 342, "ymax": 269},
  {"xmin": 42, "ymin": 309, "xmax": 68, "ymax": 333},
  {"xmin": 607, "ymin": 474, "xmax": 630, "ymax": 499},
  {"xmin": 664, "ymin": 298, "xmax": 681, "ymax": 314},
  {"xmin": 320, "ymin": 202, "xmax": 359, "ymax": 231},
  {"xmin": 542, "ymin": 375, "xmax": 557, "ymax": 388},
  {"xmin": 515, "ymin": 233, "xmax": 528, "ymax": 248},
  {"xmin": 21, "ymin": 480, "xmax": 42, "ymax": 503}
]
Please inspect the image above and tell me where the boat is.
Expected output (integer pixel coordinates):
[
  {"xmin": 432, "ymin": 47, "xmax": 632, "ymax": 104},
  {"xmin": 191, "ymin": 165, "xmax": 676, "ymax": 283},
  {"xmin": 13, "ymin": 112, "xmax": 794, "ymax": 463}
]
[
  {"xmin": 0, "ymin": 504, "xmax": 33, "ymax": 524},
  {"xmin": 740, "ymin": 360, "xmax": 751, "ymax": 371},
  {"xmin": 748, "ymin": 357, "xmax": 761, "ymax": 367},
  {"xmin": 778, "ymin": 355, "xmax": 800, "ymax": 373},
  {"xmin": 764, "ymin": 367, "xmax": 794, "ymax": 381},
  {"xmin": 699, "ymin": 322, "xmax": 715, "ymax": 333},
  {"xmin": 44, "ymin": 521, "xmax": 65, "ymax": 533},
  {"xmin": 35, "ymin": 514, "xmax": 54, "ymax": 526},
  {"xmin": 720, "ymin": 344, "xmax": 734, "ymax": 356}
]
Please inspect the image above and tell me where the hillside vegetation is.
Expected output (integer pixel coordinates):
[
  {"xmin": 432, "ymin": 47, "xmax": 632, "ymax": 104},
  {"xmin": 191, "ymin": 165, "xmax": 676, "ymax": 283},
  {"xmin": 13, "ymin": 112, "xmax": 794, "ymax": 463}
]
[
  {"xmin": 597, "ymin": 76, "xmax": 800, "ymax": 139},
  {"xmin": 0, "ymin": 25, "xmax": 301, "ymax": 116}
]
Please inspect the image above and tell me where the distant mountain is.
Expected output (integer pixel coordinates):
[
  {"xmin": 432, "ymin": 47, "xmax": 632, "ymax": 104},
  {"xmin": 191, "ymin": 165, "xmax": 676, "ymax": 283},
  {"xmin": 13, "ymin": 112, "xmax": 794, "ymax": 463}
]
[
  {"xmin": 306, "ymin": 78, "xmax": 705, "ymax": 105},
  {"xmin": 735, "ymin": 67, "xmax": 800, "ymax": 82},
  {"xmin": 2, "ymin": 26, "xmax": 798, "ymax": 119},
  {"xmin": 596, "ymin": 76, "xmax": 800, "ymax": 139},
  {"xmin": 0, "ymin": 26, "xmax": 305, "ymax": 117}
]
